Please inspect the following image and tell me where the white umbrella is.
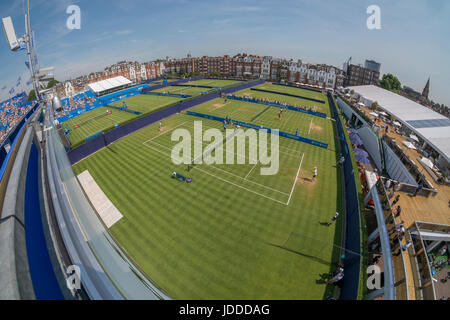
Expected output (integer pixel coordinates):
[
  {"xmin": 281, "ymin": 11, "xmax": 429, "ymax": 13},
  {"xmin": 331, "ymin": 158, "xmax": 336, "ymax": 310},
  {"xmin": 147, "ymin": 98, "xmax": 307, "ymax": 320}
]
[
  {"xmin": 410, "ymin": 134, "xmax": 419, "ymax": 142},
  {"xmin": 420, "ymin": 157, "xmax": 434, "ymax": 169},
  {"xmin": 358, "ymin": 102, "xmax": 365, "ymax": 107},
  {"xmin": 393, "ymin": 121, "xmax": 401, "ymax": 127},
  {"xmin": 369, "ymin": 112, "xmax": 379, "ymax": 117},
  {"xmin": 402, "ymin": 141, "xmax": 417, "ymax": 150},
  {"xmin": 379, "ymin": 111, "xmax": 388, "ymax": 116}
]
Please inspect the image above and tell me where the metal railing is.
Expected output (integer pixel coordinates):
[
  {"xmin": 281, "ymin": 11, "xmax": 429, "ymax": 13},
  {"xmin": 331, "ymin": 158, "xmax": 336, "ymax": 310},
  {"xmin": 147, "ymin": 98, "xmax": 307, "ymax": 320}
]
[{"xmin": 375, "ymin": 179, "xmax": 408, "ymax": 299}]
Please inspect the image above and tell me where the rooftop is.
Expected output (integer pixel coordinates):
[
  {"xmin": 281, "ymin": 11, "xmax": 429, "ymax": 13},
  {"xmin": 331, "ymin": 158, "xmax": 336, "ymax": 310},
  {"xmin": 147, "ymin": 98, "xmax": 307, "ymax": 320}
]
[{"xmin": 348, "ymin": 85, "xmax": 450, "ymax": 162}]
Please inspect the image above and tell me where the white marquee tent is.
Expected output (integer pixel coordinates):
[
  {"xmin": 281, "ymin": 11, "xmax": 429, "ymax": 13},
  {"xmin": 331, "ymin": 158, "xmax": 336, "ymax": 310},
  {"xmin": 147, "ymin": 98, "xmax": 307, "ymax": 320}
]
[{"xmin": 87, "ymin": 76, "xmax": 132, "ymax": 96}]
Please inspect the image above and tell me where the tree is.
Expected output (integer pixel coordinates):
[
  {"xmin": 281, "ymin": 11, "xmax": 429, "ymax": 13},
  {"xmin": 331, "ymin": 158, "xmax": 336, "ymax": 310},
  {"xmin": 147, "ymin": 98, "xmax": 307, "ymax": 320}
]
[
  {"xmin": 27, "ymin": 89, "xmax": 36, "ymax": 101},
  {"xmin": 276, "ymin": 67, "xmax": 282, "ymax": 83},
  {"xmin": 380, "ymin": 74, "xmax": 401, "ymax": 92},
  {"xmin": 210, "ymin": 71, "xmax": 220, "ymax": 78},
  {"xmin": 46, "ymin": 79, "xmax": 60, "ymax": 89},
  {"xmin": 371, "ymin": 101, "xmax": 379, "ymax": 111}
]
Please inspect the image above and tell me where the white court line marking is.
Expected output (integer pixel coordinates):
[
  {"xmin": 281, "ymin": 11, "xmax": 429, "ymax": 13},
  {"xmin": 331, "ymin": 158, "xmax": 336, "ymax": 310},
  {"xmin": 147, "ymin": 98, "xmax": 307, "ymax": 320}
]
[
  {"xmin": 286, "ymin": 153, "xmax": 305, "ymax": 206},
  {"xmin": 210, "ymin": 101, "xmax": 231, "ymax": 111},
  {"xmin": 194, "ymin": 166, "xmax": 288, "ymax": 206},
  {"xmin": 308, "ymin": 118, "xmax": 313, "ymax": 135},
  {"xmin": 142, "ymin": 142, "xmax": 288, "ymax": 205},
  {"xmin": 144, "ymin": 136, "xmax": 289, "ymax": 196},
  {"xmin": 244, "ymin": 163, "xmax": 258, "ymax": 180},
  {"xmin": 183, "ymin": 120, "xmax": 305, "ymax": 159},
  {"xmin": 142, "ymin": 121, "xmax": 189, "ymax": 144}
]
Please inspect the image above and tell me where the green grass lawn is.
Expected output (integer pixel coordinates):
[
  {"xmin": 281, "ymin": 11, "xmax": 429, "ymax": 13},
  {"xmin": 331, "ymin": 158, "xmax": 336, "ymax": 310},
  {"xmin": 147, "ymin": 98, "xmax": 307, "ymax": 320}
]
[
  {"xmin": 72, "ymin": 90, "xmax": 343, "ymax": 299},
  {"xmin": 65, "ymin": 107, "xmax": 137, "ymax": 146},
  {"xmin": 259, "ymin": 83, "xmax": 325, "ymax": 101},
  {"xmin": 238, "ymin": 84, "xmax": 329, "ymax": 115},
  {"xmin": 109, "ymin": 94, "xmax": 181, "ymax": 114},
  {"xmin": 152, "ymin": 86, "xmax": 215, "ymax": 96},
  {"xmin": 183, "ymin": 79, "xmax": 245, "ymax": 88}
]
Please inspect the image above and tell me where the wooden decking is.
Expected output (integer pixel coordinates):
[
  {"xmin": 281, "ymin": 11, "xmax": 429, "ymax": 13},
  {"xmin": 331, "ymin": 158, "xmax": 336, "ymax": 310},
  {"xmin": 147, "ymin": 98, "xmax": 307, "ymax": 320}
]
[{"xmin": 352, "ymin": 105, "xmax": 450, "ymax": 300}]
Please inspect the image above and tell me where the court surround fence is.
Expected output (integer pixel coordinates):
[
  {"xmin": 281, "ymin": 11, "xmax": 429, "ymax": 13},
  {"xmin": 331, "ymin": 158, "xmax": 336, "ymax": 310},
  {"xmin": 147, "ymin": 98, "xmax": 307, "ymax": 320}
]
[
  {"xmin": 224, "ymin": 95, "xmax": 327, "ymax": 118},
  {"xmin": 250, "ymin": 88, "xmax": 326, "ymax": 104},
  {"xmin": 185, "ymin": 111, "xmax": 328, "ymax": 149},
  {"xmin": 275, "ymin": 82, "xmax": 323, "ymax": 93},
  {"xmin": 328, "ymin": 92, "xmax": 362, "ymax": 300}
]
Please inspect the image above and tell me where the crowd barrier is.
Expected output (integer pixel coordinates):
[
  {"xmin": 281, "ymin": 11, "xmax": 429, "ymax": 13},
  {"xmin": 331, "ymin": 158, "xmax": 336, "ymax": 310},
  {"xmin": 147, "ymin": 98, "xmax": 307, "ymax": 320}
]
[
  {"xmin": 67, "ymin": 80, "xmax": 264, "ymax": 164},
  {"xmin": 186, "ymin": 111, "xmax": 328, "ymax": 149},
  {"xmin": 328, "ymin": 92, "xmax": 362, "ymax": 300},
  {"xmin": 251, "ymin": 88, "xmax": 326, "ymax": 104},
  {"xmin": 274, "ymin": 82, "xmax": 323, "ymax": 93},
  {"xmin": 225, "ymin": 95, "xmax": 327, "ymax": 118}
]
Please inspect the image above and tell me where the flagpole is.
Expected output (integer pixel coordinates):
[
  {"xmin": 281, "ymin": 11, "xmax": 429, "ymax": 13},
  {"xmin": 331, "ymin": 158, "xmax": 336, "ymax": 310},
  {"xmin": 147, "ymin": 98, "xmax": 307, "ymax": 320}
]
[{"xmin": 24, "ymin": 0, "xmax": 41, "ymax": 101}]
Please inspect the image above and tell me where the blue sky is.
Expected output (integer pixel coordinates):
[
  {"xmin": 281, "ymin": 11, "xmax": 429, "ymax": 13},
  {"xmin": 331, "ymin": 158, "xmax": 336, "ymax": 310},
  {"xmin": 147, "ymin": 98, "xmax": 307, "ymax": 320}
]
[{"xmin": 1, "ymin": 0, "xmax": 449, "ymax": 105}]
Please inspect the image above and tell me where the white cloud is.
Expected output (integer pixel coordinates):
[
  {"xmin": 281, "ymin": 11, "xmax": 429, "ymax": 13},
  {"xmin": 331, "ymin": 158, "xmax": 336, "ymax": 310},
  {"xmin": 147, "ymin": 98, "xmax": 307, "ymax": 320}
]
[{"xmin": 115, "ymin": 29, "xmax": 134, "ymax": 36}]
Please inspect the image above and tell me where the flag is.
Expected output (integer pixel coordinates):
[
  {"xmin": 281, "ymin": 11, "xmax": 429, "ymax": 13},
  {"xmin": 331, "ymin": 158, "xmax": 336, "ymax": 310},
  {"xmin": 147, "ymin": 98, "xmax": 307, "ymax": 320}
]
[
  {"xmin": 25, "ymin": 61, "xmax": 30, "ymax": 69},
  {"xmin": 18, "ymin": 42, "xmax": 27, "ymax": 51},
  {"xmin": 1, "ymin": 86, "xmax": 6, "ymax": 91},
  {"xmin": 9, "ymin": 88, "xmax": 15, "ymax": 95},
  {"xmin": 26, "ymin": 78, "xmax": 32, "ymax": 86}
]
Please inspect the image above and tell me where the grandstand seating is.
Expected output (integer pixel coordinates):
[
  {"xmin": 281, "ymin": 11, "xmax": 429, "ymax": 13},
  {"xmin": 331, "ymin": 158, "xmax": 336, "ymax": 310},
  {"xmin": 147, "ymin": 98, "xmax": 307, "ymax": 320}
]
[
  {"xmin": 0, "ymin": 93, "xmax": 37, "ymax": 144},
  {"xmin": 57, "ymin": 91, "xmax": 103, "ymax": 119}
]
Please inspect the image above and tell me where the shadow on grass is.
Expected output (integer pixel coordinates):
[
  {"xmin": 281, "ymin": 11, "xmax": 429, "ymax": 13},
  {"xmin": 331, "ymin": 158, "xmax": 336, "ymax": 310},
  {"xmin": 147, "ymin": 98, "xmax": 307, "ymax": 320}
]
[{"xmin": 266, "ymin": 242, "xmax": 334, "ymax": 268}]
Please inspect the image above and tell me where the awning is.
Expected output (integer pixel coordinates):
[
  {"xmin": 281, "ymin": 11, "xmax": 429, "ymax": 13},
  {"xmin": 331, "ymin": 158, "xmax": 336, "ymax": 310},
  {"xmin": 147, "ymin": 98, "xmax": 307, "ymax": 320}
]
[
  {"xmin": 419, "ymin": 157, "xmax": 434, "ymax": 169},
  {"xmin": 402, "ymin": 141, "xmax": 417, "ymax": 150}
]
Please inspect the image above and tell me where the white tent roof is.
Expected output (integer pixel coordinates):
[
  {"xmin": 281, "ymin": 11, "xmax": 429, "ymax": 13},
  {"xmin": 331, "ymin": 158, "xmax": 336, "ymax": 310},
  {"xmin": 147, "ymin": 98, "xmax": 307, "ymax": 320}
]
[
  {"xmin": 87, "ymin": 76, "xmax": 132, "ymax": 94},
  {"xmin": 402, "ymin": 141, "xmax": 417, "ymax": 150},
  {"xmin": 348, "ymin": 85, "xmax": 450, "ymax": 162}
]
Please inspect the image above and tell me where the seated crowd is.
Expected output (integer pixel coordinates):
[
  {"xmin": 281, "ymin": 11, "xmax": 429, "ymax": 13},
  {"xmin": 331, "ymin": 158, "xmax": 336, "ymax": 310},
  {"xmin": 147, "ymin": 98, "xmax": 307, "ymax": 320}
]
[
  {"xmin": 0, "ymin": 93, "xmax": 37, "ymax": 144},
  {"xmin": 58, "ymin": 92, "xmax": 99, "ymax": 118}
]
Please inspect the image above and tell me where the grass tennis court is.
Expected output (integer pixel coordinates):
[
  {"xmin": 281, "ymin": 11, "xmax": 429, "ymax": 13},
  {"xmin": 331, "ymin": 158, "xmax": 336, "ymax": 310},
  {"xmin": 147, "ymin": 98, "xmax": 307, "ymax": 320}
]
[
  {"xmin": 236, "ymin": 83, "xmax": 328, "ymax": 114},
  {"xmin": 72, "ymin": 87, "xmax": 344, "ymax": 299},
  {"xmin": 65, "ymin": 107, "xmax": 136, "ymax": 146},
  {"xmin": 183, "ymin": 79, "xmax": 245, "ymax": 88},
  {"xmin": 109, "ymin": 94, "xmax": 180, "ymax": 114},
  {"xmin": 151, "ymin": 85, "xmax": 215, "ymax": 96}
]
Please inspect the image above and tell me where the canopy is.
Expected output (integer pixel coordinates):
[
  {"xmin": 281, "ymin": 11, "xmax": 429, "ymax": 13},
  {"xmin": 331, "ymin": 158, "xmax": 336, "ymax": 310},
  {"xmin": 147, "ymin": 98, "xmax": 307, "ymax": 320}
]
[
  {"xmin": 410, "ymin": 134, "xmax": 419, "ymax": 142},
  {"xmin": 393, "ymin": 121, "xmax": 402, "ymax": 127},
  {"xmin": 369, "ymin": 112, "xmax": 379, "ymax": 117},
  {"xmin": 354, "ymin": 148, "xmax": 370, "ymax": 164},
  {"xmin": 349, "ymin": 133, "xmax": 363, "ymax": 146},
  {"xmin": 420, "ymin": 157, "xmax": 434, "ymax": 169},
  {"xmin": 402, "ymin": 141, "xmax": 417, "ymax": 150}
]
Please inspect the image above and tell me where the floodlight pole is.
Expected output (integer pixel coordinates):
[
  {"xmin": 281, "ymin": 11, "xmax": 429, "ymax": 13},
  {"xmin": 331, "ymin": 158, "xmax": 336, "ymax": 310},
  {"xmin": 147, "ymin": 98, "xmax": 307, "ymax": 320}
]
[{"xmin": 24, "ymin": 0, "xmax": 41, "ymax": 101}]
